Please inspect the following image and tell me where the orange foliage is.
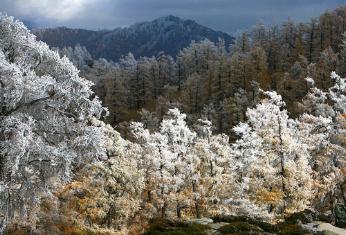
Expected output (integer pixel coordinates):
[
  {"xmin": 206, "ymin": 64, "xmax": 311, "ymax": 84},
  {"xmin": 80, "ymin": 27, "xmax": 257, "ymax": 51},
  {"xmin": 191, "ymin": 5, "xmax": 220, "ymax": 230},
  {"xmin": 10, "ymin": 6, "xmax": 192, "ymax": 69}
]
[{"xmin": 255, "ymin": 189, "xmax": 284, "ymax": 205}]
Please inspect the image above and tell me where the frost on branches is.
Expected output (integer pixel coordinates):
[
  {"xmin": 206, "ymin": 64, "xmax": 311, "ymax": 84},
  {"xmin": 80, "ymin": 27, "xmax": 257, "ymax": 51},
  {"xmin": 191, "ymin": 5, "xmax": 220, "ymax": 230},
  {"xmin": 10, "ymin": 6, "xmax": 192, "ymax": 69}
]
[
  {"xmin": 131, "ymin": 108, "xmax": 197, "ymax": 218},
  {"xmin": 299, "ymin": 72, "xmax": 346, "ymax": 209},
  {"xmin": 230, "ymin": 90, "xmax": 339, "ymax": 218},
  {"xmin": 131, "ymin": 108, "xmax": 234, "ymax": 219},
  {"xmin": 130, "ymin": 95, "xmax": 344, "ymax": 221},
  {"xmin": 0, "ymin": 15, "xmax": 108, "ymax": 229},
  {"xmin": 51, "ymin": 120, "xmax": 144, "ymax": 234}
]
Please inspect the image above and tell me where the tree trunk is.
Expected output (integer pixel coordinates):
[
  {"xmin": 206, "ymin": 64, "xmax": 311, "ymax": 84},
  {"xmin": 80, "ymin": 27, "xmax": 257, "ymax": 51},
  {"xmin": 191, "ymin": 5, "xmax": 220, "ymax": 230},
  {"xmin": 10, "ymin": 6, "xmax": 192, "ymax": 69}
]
[
  {"xmin": 161, "ymin": 203, "xmax": 167, "ymax": 218},
  {"xmin": 176, "ymin": 204, "xmax": 182, "ymax": 219},
  {"xmin": 277, "ymin": 115, "xmax": 287, "ymax": 213},
  {"xmin": 192, "ymin": 181, "xmax": 201, "ymax": 218}
]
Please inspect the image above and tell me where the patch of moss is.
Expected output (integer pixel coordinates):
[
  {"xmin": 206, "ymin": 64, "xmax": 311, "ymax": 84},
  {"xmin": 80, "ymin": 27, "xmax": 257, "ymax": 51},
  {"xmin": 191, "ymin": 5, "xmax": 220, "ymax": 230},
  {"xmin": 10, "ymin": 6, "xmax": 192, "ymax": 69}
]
[
  {"xmin": 317, "ymin": 213, "xmax": 333, "ymax": 223},
  {"xmin": 3, "ymin": 226, "xmax": 31, "ymax": 235},
  {"xmin": 278, "ymin": 224, "xmax": 312, "ymax": 235},
  {"xmin": 274, "ymin": 210, "xmax": 318, "ymax": 235},
  {"xmin": 218, "ymin": 221, "xmax": 264, "ymax": 235},
  {"xmin": 284, "ymin": 210, "xmax": 317, "ymax": 225},
  {"xmin": 143, "ymin": 219, "xmax": 210, "ymax": 235},
  {"xmin": 213, "ymin": 215, "xmax": 277, "ymax": 233},
  {"xmin": 3, "ymin": 223, "xmax": 100, "ymax": 235}
]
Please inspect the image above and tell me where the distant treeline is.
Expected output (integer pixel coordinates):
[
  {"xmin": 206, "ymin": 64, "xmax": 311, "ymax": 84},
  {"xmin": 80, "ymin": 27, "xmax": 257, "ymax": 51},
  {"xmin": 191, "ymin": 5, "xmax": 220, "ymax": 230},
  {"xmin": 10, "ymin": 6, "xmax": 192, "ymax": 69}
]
[{"xmin": 60, "ymin": 6, "xmax": 346, "ymax": 138}]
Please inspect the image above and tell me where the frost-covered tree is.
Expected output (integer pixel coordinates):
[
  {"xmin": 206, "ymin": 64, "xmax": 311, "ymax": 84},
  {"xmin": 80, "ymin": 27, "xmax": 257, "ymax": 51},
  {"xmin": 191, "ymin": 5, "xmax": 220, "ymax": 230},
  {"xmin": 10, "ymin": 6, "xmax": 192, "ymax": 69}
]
[
  {"xmin": 131, "ymin": 108, "xmax": 196, "ymax": 218},
  {"xmin": 299, "ymin": 72, "xmax": 345, "ymax": 125},
  {"xmin": 316, "ymin": 47, "xmax": 337, "ymax": 90},
  {"xmin": 131, "ymin": 108, "xmax": 235, "ymax": 219},
  {"xmin": 189, "ymin": 119, "xmax": 235, "ymax": 217},
  {"xmin": 52, "ymin": 120, "xmax": 144, "ymax": 234},
  {"xmin": 132, "ymin": 108, "xmax": 236, "ymax": 218},
  {"xmin": 0, "ymin": 15, "xmax": 108, "ymax": 230},
  {"xmin": 337, "ymin": 32, "xmax": 346, "ymax": 77},
  {"xmin": 297, "ymin": 114, "xmax": 342, "ymax": 210},
  {"xmin": 329, "ymin": 72, "xmax": 346, "ymax": 115},
  {"xmin": 178, "ymin": 39, "xmax": 218, "ymax": 77},
  {"xmin": 59, "ymin": 44, "xmax": 93, "ymax": 71},
  {"xmin": 298, "ymin": 72, "xmax": 346, "ymax": 208},
  {"xmin": 230, "ymin": 91, "xmax": 316, "ymax": 217},
  {"xmin": 229, "ymin": 122, "xmax": 272, "ymax": 219}
]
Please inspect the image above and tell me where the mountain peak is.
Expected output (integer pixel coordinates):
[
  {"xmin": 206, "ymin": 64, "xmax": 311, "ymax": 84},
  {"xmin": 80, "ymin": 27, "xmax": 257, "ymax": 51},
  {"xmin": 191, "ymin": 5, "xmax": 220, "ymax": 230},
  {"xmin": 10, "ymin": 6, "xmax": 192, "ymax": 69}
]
[
  {"xmin": 152, "ymin": 15, "xmax": 202, "ymax": 27},
  {"xmin": 33, "ymin": 16, "xmax": 234, "ymax": 61},
  {"xmin": 156, "ymin": 15, "xmax": 184, "ymax": 23}
]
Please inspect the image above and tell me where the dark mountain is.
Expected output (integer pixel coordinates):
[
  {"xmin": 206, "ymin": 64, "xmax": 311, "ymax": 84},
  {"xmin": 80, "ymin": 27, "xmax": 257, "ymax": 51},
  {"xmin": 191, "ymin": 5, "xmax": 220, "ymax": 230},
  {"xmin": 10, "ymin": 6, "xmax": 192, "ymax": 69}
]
[
  {"xmin": 22, "ymin": 20, "xmax": 37, "ymax": 30},
  {"xmin": 32, "ymin": 15, "xmax": 234, "ymax": 61}
]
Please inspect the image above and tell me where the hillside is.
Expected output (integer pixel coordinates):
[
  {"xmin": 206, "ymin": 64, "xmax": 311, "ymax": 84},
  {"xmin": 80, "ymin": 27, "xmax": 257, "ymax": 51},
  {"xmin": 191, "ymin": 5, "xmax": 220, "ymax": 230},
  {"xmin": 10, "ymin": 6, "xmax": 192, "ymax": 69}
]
[{"xmin": 33, "ymin": 15, "xmax": 234, "ymax": 61}]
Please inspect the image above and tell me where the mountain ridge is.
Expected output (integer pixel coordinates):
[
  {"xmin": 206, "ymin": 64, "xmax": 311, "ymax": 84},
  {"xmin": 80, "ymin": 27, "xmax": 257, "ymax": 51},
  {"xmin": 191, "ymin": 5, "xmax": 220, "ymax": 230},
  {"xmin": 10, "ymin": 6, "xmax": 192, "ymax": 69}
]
[{"xmin": 32, "ymin": 15, "xmax": 234, "ymax": 61}]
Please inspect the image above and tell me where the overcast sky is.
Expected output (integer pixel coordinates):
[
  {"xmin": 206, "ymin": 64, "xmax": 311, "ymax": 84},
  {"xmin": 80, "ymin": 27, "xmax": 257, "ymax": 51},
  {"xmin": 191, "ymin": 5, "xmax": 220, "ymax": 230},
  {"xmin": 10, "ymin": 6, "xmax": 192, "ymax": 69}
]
[{"xmin": 1, "ymin": 0, "xmax": 346, "ymax": 34}]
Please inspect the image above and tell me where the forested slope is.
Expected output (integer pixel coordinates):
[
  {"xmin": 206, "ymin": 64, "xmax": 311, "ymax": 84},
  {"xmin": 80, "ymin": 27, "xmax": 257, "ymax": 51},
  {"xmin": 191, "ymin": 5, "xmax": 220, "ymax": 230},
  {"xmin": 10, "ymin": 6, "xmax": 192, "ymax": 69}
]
[{"xmin": 56, "ymin": 7, "xmax": 346, "ymax": 139}]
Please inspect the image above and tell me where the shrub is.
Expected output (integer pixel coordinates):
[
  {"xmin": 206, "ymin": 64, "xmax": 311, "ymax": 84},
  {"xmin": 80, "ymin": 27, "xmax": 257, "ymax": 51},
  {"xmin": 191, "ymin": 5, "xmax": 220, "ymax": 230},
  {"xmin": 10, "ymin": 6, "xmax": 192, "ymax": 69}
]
[
  {"xmin": 143, "ymin": 219, "xmax": 210, "ymax": 235},
  {"xmin": 218, "ymin": 221, "xmax": 263, "ymax": 234}
]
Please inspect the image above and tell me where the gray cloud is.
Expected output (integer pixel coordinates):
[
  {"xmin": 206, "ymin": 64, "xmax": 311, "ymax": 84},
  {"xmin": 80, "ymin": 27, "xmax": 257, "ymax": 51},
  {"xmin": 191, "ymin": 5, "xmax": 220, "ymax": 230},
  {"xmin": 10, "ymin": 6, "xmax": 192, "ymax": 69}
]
[{"xmin": 0, "ymin": 0, "xmax": 345, "ymax": 33}]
